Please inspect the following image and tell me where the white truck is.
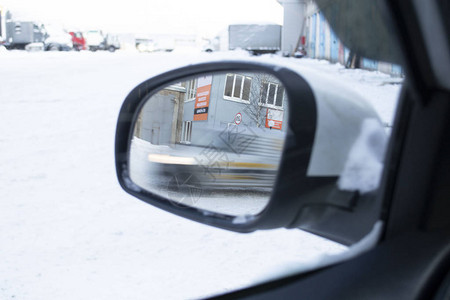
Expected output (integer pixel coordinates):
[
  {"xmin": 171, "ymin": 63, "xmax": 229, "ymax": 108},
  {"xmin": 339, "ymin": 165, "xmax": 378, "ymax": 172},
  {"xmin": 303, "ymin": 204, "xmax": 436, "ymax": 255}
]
[
  {"xmin": 85, "ymin": 30, "xmax": 104, "ymax": 51},
  {"xmin": 85, "ymin": 30, "xmax": 120, "ymax": 52}
]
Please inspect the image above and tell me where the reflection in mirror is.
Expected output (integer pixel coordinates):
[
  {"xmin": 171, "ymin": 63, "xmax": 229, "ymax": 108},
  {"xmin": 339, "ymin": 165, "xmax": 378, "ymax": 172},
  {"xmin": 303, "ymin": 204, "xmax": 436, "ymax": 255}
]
[{"xmin": 129, "ymin": 72, "xmax": 289, "ymax": 216}]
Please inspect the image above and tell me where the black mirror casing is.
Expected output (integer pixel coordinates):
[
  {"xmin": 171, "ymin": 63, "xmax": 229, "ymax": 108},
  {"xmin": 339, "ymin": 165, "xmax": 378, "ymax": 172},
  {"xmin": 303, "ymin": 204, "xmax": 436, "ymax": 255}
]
[
  {"xmin": 116, "ymin": 61, "xmax": 382, "ymax": 245},
  {"xmin": 116, "ymin": 61, "xmax": 324, "ymax": 229}
]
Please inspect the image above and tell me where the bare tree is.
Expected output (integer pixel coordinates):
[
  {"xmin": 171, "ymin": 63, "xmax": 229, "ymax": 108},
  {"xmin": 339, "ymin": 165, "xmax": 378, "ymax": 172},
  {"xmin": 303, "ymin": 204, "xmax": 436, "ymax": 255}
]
[{"xmin": 243, "ymin": 73, "xmax": 285, "ymax": 128}]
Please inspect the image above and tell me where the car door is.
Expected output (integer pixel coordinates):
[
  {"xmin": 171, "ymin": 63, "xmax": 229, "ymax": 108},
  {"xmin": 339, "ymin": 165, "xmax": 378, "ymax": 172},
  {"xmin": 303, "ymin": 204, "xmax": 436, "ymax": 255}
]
[
  {"xmin": 114, "ymin": 0, "xmax": 450, "ymax": 298},
  {"xmin": 116, "ymin": 0, "xmax": 402, "ymax": 249},
  {"xmin": 211, "ymin": 0, "xmax": 450, "ymax": 298}
]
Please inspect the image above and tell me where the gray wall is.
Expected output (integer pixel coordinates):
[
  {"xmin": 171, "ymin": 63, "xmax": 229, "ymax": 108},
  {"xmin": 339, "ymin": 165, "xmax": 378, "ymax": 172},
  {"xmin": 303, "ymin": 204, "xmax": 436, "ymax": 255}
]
[
  {"xmin": 136, "ymin": 73, "xmax": 288, "ymax": 147},
  {"xmin": 279, "ymin": 0, "xmax": 307, "ymax": 55},
  {"xmin": 183, "ymin": 73, "xmax": 288, "ymax": 146},
  {"xmin": 138, "ymin": 92, "xmax": 177, "ymax": 145}
]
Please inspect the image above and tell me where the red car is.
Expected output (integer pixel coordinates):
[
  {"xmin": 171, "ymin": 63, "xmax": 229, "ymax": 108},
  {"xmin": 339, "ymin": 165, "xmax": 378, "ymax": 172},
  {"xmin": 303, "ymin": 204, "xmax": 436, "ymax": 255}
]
[{"xmin": 69, "ymin": 31, "xmax": 86, "ymax": 51}]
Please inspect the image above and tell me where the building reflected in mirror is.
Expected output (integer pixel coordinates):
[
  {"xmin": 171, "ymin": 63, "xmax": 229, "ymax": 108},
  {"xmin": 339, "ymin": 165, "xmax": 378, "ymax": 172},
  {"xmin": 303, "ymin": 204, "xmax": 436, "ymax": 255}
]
[{"xmin": 130, "ymin": 72, "xmax": 288, "ymax": 216}]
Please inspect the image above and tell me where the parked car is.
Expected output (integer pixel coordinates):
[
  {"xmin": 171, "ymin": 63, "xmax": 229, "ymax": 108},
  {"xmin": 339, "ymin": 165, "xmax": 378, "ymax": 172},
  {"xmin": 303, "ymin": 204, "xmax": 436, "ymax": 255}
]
[
  {"xmin": 104, "ymin": 34, "xmax": 120, "ymax": 52},
  {"xmin": 293, "ymin": 46, "xmax": 307, "ymax": 58},
  {"xmin": 136, "ymin": 40, "xmax": 154, "ymax": 52},
  {"xmin": 115, "ymin": 0, "xmax": 450, "ymax": 299},
  {"xmin": 43, "ymin": 24, "xmax": 73, "ymax": 51}
]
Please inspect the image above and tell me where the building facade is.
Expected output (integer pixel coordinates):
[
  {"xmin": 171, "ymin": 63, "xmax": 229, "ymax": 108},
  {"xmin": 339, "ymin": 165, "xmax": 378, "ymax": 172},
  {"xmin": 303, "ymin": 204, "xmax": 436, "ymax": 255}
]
[
  {"xmin": 277, "ymin": 0, "xmax": 308, "ymax": 55},
  {"xmin": 135, "ymin": 72, "xmax": 288, "ymax": 148},
  {"xmin": 279, "ymin": 0, "xmax": 403, "ymax": 76}
]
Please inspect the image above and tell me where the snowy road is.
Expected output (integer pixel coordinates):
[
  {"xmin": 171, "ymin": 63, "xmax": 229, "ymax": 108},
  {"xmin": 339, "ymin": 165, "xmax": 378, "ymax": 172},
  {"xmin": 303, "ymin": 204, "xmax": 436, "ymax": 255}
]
[{"xmin": 0, "ymin": 51, "xmax": 401, "ymax": 299}]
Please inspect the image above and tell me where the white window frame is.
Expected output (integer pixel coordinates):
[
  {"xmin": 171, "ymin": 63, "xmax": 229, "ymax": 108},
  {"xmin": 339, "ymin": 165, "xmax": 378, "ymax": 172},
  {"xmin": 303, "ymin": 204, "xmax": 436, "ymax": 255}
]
[
  {"xmin": 180, "ymin": 121, "xmax": 192, "ymax": 144},
  {"xmin": 185, "ymin": 79, "xmax": 197, "ymax": 103},
  {"xmin": 223, "ymin": 73, "xmax": 252, "ymax": 103},
  {"xmin": 259, "ymin": 81, "xmax": 285, "ymax": 109}
]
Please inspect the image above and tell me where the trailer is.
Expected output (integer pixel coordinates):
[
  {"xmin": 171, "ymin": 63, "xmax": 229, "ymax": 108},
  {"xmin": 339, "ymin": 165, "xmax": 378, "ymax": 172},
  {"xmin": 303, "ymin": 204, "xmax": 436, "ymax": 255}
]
[
  {"xmin": 0, "ymin": 5, "xmax": 7, "ymax": 45},
  {"xmin": 227, "ymin": 24, "xmax": 282, "ymax": 55},
  {"xmin": 5, "ymin": 21, "xmax": 46, "ymax": 49}
]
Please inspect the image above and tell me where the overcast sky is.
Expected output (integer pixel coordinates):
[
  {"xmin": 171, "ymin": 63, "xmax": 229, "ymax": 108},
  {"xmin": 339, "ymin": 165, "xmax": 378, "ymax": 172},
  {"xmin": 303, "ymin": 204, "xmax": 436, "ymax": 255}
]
[{"xmin": 1, "ymin": 0, "xmax": 283, "ymax": 37}]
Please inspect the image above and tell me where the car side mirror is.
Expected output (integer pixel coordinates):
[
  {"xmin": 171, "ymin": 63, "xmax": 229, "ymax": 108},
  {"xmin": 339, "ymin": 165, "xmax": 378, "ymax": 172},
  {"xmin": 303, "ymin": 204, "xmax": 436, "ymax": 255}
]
[{"xmin": 115, "ymin": 61, "xmax": 386, "ymax": 245}]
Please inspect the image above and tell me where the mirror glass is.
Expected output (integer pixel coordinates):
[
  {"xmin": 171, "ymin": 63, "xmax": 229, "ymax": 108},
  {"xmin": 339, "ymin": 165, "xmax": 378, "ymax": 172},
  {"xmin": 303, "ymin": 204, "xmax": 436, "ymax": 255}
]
[{"xmin": 129, "ymin": 71, "xmax": 289, "ymax": 216}]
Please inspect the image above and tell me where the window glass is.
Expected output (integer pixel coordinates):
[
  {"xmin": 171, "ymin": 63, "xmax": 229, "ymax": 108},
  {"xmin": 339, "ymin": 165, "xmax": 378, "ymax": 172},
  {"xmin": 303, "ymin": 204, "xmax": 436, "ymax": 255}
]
[
  {"xmin": 242, "ymin": 77, "xmax": 252, "ymax": 100},
  {"xmin": 260, "ymin": 82, "xmax": 269, "ymax": 104},
  {"xmin": 224, "ymin": 74, "xmax": 252, "ymax": 102},
  {"xmin": 224, "ymin": 74, "xmax": 234, "ymax": 97},
  {"xmin": 259, "ymin": 81, "xmax": 283, "ymax": 108},
  {"xmin": 275, "ymin": 86, "xmax": 284, "ymax": 107},
  {"xmin": 268, "ymin": 83, "xmax": 276, "ymax": 105},
  {"xmin": 233, "ymin": 75, "xmax": 243, "ymax": 98}
]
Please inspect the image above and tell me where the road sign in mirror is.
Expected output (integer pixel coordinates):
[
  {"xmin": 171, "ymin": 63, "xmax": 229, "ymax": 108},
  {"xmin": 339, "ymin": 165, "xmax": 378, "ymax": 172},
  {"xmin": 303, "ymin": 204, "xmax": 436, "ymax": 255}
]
[{"xmin": 128, "ymin": 71, "xmax": 289, "ymax": 216}]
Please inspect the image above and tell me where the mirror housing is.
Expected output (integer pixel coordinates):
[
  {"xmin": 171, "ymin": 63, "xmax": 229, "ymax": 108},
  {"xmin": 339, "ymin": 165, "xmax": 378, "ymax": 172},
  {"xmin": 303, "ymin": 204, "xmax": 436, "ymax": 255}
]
[{"xmin": 116, "ymin": 61, "xmax": 384, "ymax": 245}]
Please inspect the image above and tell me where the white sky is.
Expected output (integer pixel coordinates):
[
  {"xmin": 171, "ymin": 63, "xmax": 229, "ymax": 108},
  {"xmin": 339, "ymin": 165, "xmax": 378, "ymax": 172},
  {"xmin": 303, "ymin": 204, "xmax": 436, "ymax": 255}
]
[{"xmin": 1, "ymin": 0, "xmax": 283, "ymax": 38}]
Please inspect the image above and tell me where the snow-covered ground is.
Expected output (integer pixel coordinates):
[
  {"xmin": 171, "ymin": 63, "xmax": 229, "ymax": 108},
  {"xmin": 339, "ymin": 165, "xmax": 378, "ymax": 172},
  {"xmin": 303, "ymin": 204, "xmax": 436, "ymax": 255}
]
[{"xmin": 0, "ymin": 50, "xmax": 402, "ymax": 299}]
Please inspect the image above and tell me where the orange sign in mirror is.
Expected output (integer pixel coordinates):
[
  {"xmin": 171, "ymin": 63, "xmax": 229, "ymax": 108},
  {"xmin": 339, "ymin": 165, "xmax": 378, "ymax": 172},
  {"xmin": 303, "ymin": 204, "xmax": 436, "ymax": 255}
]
[{"xmin": 193, "ymin": 75, "xmax": 212, "ymax": 121}]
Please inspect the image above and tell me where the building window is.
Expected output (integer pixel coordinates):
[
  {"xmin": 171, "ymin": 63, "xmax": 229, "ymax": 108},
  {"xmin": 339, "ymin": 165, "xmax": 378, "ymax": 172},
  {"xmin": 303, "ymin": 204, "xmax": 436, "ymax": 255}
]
[
  {"xmin": 181, "ymin": 121, "xmax": 192, "ymax": 144},
  {"xmin": 185, "ymin": 79, "xmax": 197, "ymax": 102},
  {"xmin": 260, "ymin": 82, "xmax": 285, "ymax": 108},
  {"xmin": 15, "ymin": 24, "xmax": 22, "ymax": 34},
  {"xmin": 224, "ymin": 74, "xmax": 252, "ymax": 102}
]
